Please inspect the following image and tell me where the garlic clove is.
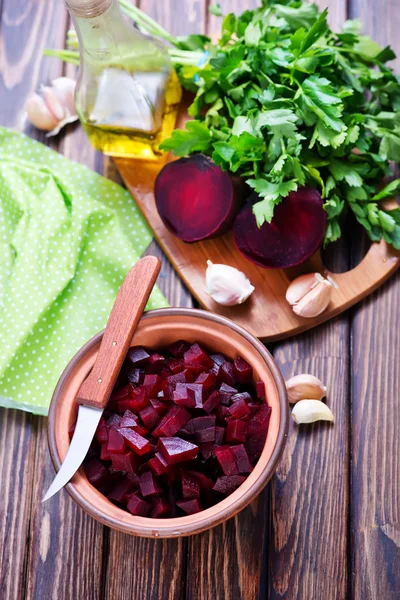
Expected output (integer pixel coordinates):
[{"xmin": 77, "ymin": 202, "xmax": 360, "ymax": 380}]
[
  {"xmin": 285, "ymin": 273, "xmax": 320, "ymax": 305},
  {"xmin": 25, "ymin": 93, "xmax": 59, "ymax": 131},
  {"xmin": 40, "ymin": 85, "xmax": 66, "ymax": 121},
  {"xmin": 286, "ymin": 272, "xmax": 334, "ymax": 318},
  {"xmin": 45, "ymin": 114, "xmax": 79, "ymax": 138},
  {"xmin": 291, "ymin": 399, "xmax": 334, "ymax": 424},
  {"xmin": 51, "ymin": 77, "xmax": 76, "ymax": 116},
  {"xmin": 292, "ymin": 279, "xmax": 332, "ymax": 317},
  {"xmin": 205, "ymin": 260, "xmax": 255, "ymax": 306},
  {"xmin": 286, "ymin": 374, "xmax": 327, "ymax": 404}
]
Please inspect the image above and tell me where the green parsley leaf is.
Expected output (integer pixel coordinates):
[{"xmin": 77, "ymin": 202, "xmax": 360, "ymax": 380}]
[
  {"xmin": 209, "ymin": 3, "xmax": 223, "ymax": 17},
  {"xmin": 372, "ymin": 179, "xmax": 400, "ymax": 201},
  {"xmin": 299, "ymin": 76, "xmax": 345, "ymax": 132},
  {"xmin": 159, "ymin": 121, "xmax": 212, "ymax": 155}
]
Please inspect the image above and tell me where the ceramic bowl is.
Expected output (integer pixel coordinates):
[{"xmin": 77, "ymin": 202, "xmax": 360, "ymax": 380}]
[{"xmin": 48, "ymin": 308, "xmax": 288, "ymax": 537}]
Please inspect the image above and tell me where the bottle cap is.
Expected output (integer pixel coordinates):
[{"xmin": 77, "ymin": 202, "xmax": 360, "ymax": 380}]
[{"xmin": 65, "ymin": 0, "xmax": 112, "ymax": 18}]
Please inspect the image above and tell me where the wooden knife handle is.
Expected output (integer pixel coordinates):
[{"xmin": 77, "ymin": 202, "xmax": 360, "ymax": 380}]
[{"xmin": 77, "ymin": 256, "xmax": 161, "ymax": 410}]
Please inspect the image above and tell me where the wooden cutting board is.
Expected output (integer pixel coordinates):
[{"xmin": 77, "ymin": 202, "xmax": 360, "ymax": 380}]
[{"xmin": 115, "ymin": 103, "xmax": 400, "ymax": 342}]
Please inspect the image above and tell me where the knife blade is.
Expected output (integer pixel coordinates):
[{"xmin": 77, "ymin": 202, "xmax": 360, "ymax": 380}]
[{"xmin": 43, "ymin": 256, "xmax": 161, "ymax": 502}]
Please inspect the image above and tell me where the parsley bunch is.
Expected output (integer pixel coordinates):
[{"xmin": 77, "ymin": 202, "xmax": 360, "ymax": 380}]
[{"xmin": 160, "ymin": 0, "xmax": 400, "ymax": 248}]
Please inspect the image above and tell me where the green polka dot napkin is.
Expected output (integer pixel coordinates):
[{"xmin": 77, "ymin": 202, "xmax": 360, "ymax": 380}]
[{"xmin": 0, "ymin": 127, "xmax": 168, "ymax": 415}]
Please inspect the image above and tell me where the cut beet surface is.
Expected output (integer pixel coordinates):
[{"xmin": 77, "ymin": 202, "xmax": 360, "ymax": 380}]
[
  {"xmin": 157, "ymin": 437, "xmax": 199, "ymax": 465},
  {"xmin": 233, "ymin": 188, "xmax": 327, "ymax": 269},
  {"xmin": 83, "ymin": 343, "xmax": 272, "ymax": 519},
  {"xmin": 154, "ymin": 154, "xmax": 244, "ymax": 242}
]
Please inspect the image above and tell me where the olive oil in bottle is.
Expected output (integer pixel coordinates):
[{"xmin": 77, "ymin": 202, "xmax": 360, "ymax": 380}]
[{"xmin": 64, "ymin": 0, "xmax": 182, "ymax": 159}]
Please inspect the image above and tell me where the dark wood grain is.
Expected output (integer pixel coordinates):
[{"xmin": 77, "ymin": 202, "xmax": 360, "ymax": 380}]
[
  {"xmin": 269, "ymin": 0, "xmax": 351, "ymax": 578},
  {"xmin": 349, "ymin": 2, "xmax": 400, "ymax": 597},
  {"xmin": 0, "ymin": 409, "xmax": 36, "ymax": 600}
]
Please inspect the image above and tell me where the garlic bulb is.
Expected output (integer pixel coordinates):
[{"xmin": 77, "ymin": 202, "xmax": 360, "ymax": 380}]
[
  {"xmin": 286, "ymin": 272, "xmax": 336, "ymax": 318},
  {"xmin": 25, "ymin": 77, "xmax": 78, "ymax": 137},
  {"xmin": 205, "ymin": 260, "xmax": 255, "ymax": 306},
  {"xmin": 291, "ymin": 399, "xmax": 335, "ymax": 424}
]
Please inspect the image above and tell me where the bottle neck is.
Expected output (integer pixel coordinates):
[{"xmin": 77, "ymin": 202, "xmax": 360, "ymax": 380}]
[{"xmin": 67, "ymin": 0, "xmax": 129, "ymax": 53}]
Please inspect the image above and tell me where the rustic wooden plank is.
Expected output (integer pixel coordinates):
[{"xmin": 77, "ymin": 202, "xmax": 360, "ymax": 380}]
[
  {"xmin": 349, "ymin": 1, "xmax": 400, "ymax": 596},
  {"xmin": 25, "ymin": 419, "xmax": 105, "ymax": 600},
  {"xmin": 269, "ymin": 0, "xmax": 350, "ymax": 585},
  {"xmin": 0, "ymin": 2, "xmax": 104, "ymax": 599},
  {"xmin": 0, "ymin": 409, "xmax": 36, "ymax": 600}
]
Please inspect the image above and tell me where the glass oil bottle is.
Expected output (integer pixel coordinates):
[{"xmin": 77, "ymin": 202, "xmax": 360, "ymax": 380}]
[{"xmin": 64, "ymin": 0, "xmax": 181, "ymax": 159}]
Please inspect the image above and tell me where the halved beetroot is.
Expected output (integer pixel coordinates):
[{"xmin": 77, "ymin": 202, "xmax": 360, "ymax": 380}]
[
  {"xmin": 154, "ymin": 154, "xmax": 244, "ymax": 242},
  {"xmin": 233, "ymin": 188, "xmax": 327, "ymax": 269}
]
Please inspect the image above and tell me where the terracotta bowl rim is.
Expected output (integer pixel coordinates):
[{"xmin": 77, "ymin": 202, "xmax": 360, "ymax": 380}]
[{"xmin": 48, "ymin": 307, "xmax": 289, "ymax": 537}]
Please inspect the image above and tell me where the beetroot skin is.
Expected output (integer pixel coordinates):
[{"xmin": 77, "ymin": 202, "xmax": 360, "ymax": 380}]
[
  {"xmin": 82, "ymin": 342, "xmax": 272, "ymax": 519},
  {"xmin": 154, "ymin": 154, "xmax": 244, "ymax": 242},
  {"xmin": 233, "ymin": 187, "xmax": 327, "ymax": 269}
]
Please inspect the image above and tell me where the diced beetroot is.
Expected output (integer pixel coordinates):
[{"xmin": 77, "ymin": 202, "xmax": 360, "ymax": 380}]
[
  {"xmin": 233, "ymin": 357, "xmax": 253, "ymax": 383},
  {"xmin": 107, "ymin": 477, "xmax": 135, "ymax": 503},
  {"xmin": 143, "ymin": 374, "xmax": 162, "ymax": 397},
  {"xmin": 139, "ymin": 471, "xmax": 163, "ymax": 497},
  {"xmin": 147, "ymin": 353, "xmax": 165, "ymax": 374},
  {"xmin": 158, "ymin": 367, "xmax": 172, "ymax": 380},
  {"xmin": 176, "ymin": 427, "xmax": 193, "ymax": 440},
  {"xmin": 165, "ymin": 371, "xmax": 187, "ymax": 388},
  {"xmin": 211, "ymin": 353, "xmax": 226, "ymax": 366},
  {"xmin": 167, "ymin": 358, "xmax": 185, "ymax": 374},
  {"xmin": 247, "ymin": 405, "xmax": 272, "ymax": 436},
  {"xmin": 157, "ymin": 437, "xmax": 199, "ymax": 465},
  {"xmin": 119, "ymin": 428, "xmax": 150, "ymax": 456},
  {"xmin": 229, "ymin": 397, "xmax": 251, "ymax": 419},
  {"xmin": 110, "ymin": 384, "xmax": 131, "ymax": 402},
  {"xmin": 116, "ymin": 399, "xmax": 134, "ymax": 414},
  {"xmin": 219, "ymin": 382, "xmax": 238, "ymax": 406},
  {"xmin": 233, "ymin": 188, "xmax": 326, "ymax": 268},
  {"xmin": 219, "ymin": 361, "xmax": 236, "ymax": 386},
  {"xmin": 210, "ymin": 362, "xmax": 221, "ymax": 377},
  {"xmin": 126, "ymin": 493, "xmax": 151, "ymax": 516},
  {"xmin": 110, "ymin": 451, "xmax": 137, "ymax": 473},
  {"xmin": 182, "ymin": 471, "xmax": 200, "ymax": 499},
  {"xmin": 95, "ymin": 418, "xmax": 109, "ymax": 445},
  {"xmin": 256, "ymin": 381, "xmax": 266, "ymax": 399},
  {"xmin": 126, "ymin": 366, "xmax": 141, "ymax": 385},
  {"xmin": 216, "ymin": 405, "xmax": 230, "ymax": 423},
  {"xmin": 148, "ymin": 452, "xmax": 169, "ymax": 476},
  {"xmin": 203, "ymin": 390, "xmax": 222, "ymax": 414},
  {"xmin": 177, "ymin": 498, "xmax": 203, "ymax": 515},
  {"xmin": 195, "ymin": 427, "xmax": 216, "ymax": 444},
  {"xmin": 186, "ymin": 415, "xmax": 216, "ymax": 434},
  {"xmin": 245, "ymin": 432, "xmax": 266, "ymax": 464},
  {"xmin": 215, "ymin": 426, "xmax": 225, "ymax": 445},
  {"xmin": 107, "ymin": 429, "xmax": 127, "ymax": 454},
  {"xmin": 120, "ymin": 410, "xmax": 138, "ymax": 428},
  {"xmin": 199, "ymin": 443, "xmax": 216, "ymax": 460},
  {"xmin": 173, "ymin": 383, "xmax": 196, "ymax": 408},
  {"xmin": 127, "ymin": 346, "xmax": 150, "ymax": 366},
  {"xmin": 100, "ymin": 444, "xmax": 111, "ymax": 461},
  {"xmin": 129, "ymin": 388, "xmax": 150, "ymax": 411},
  {"xmin": 184, "ymin": 343, "xmax": 213, "ymax": 370},
  {"xmin": 185, "ymin": 383, "xmax": 204, "ymax": 409},
  {"xmin": 213, "ymin": 475, "xmax": 245, "ymax": 495},
  {"xmin": 231, "ymin": 444, "xmax": 253, "ymax": 473},
  {"xmin": 150, "ymin": 398, "xmax": 169, "ymax": 416},
  {"xmin": 132, "ymin": 424, "xmax": 149, "ymax": 437},
  {"xmin": 189, "ymin": 470, "xmax": 214, "ymax": 490},
  {"xmin": 139, "ymin": 405, "xmax": 160, "ymax": 429},
  {"xmin": 215, "ymin": 446, "xmax": 239, "ymax": 475},
  {"xmin": 168, "ymin": 340, "xmax": 190, "ymax": 358},
  {"xmin": 152, "ymin": 406, "xmax": 191, "ymax": 437},
  {"xmin": 226, "ymin": 420, "xmax": 247, "ymax": 443},
  {"xmin": 246, "ymin": 403, "xmax": 262, "ymax": 419},
  {"xmin": 151, "ymin": 495, "xmax": 171, "ymax": 518},
  {"xmin": 183, "ymin": 366, "xmax": 202, "ymax": 380},
  {"xmin": 126, "ymin": 472, "xmax": 140, "ymax": 485},
  {"xmin": 84, "ymin": 458, "xmax": 108, "ymax": 486},
  {"xmin": 194, "ymin": 372, "xmax": 216, "ymax": 393}
]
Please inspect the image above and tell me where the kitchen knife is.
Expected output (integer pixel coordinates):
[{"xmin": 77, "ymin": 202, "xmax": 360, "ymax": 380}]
[{"xmin": 43, "ymin": 256, "xmax": 161, "ymax": 502}]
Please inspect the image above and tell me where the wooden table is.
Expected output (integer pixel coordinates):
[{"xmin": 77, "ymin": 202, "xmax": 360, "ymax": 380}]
[{"xmin": 1, "ymin": 1, "xmax": 399, "ymax": 599}]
